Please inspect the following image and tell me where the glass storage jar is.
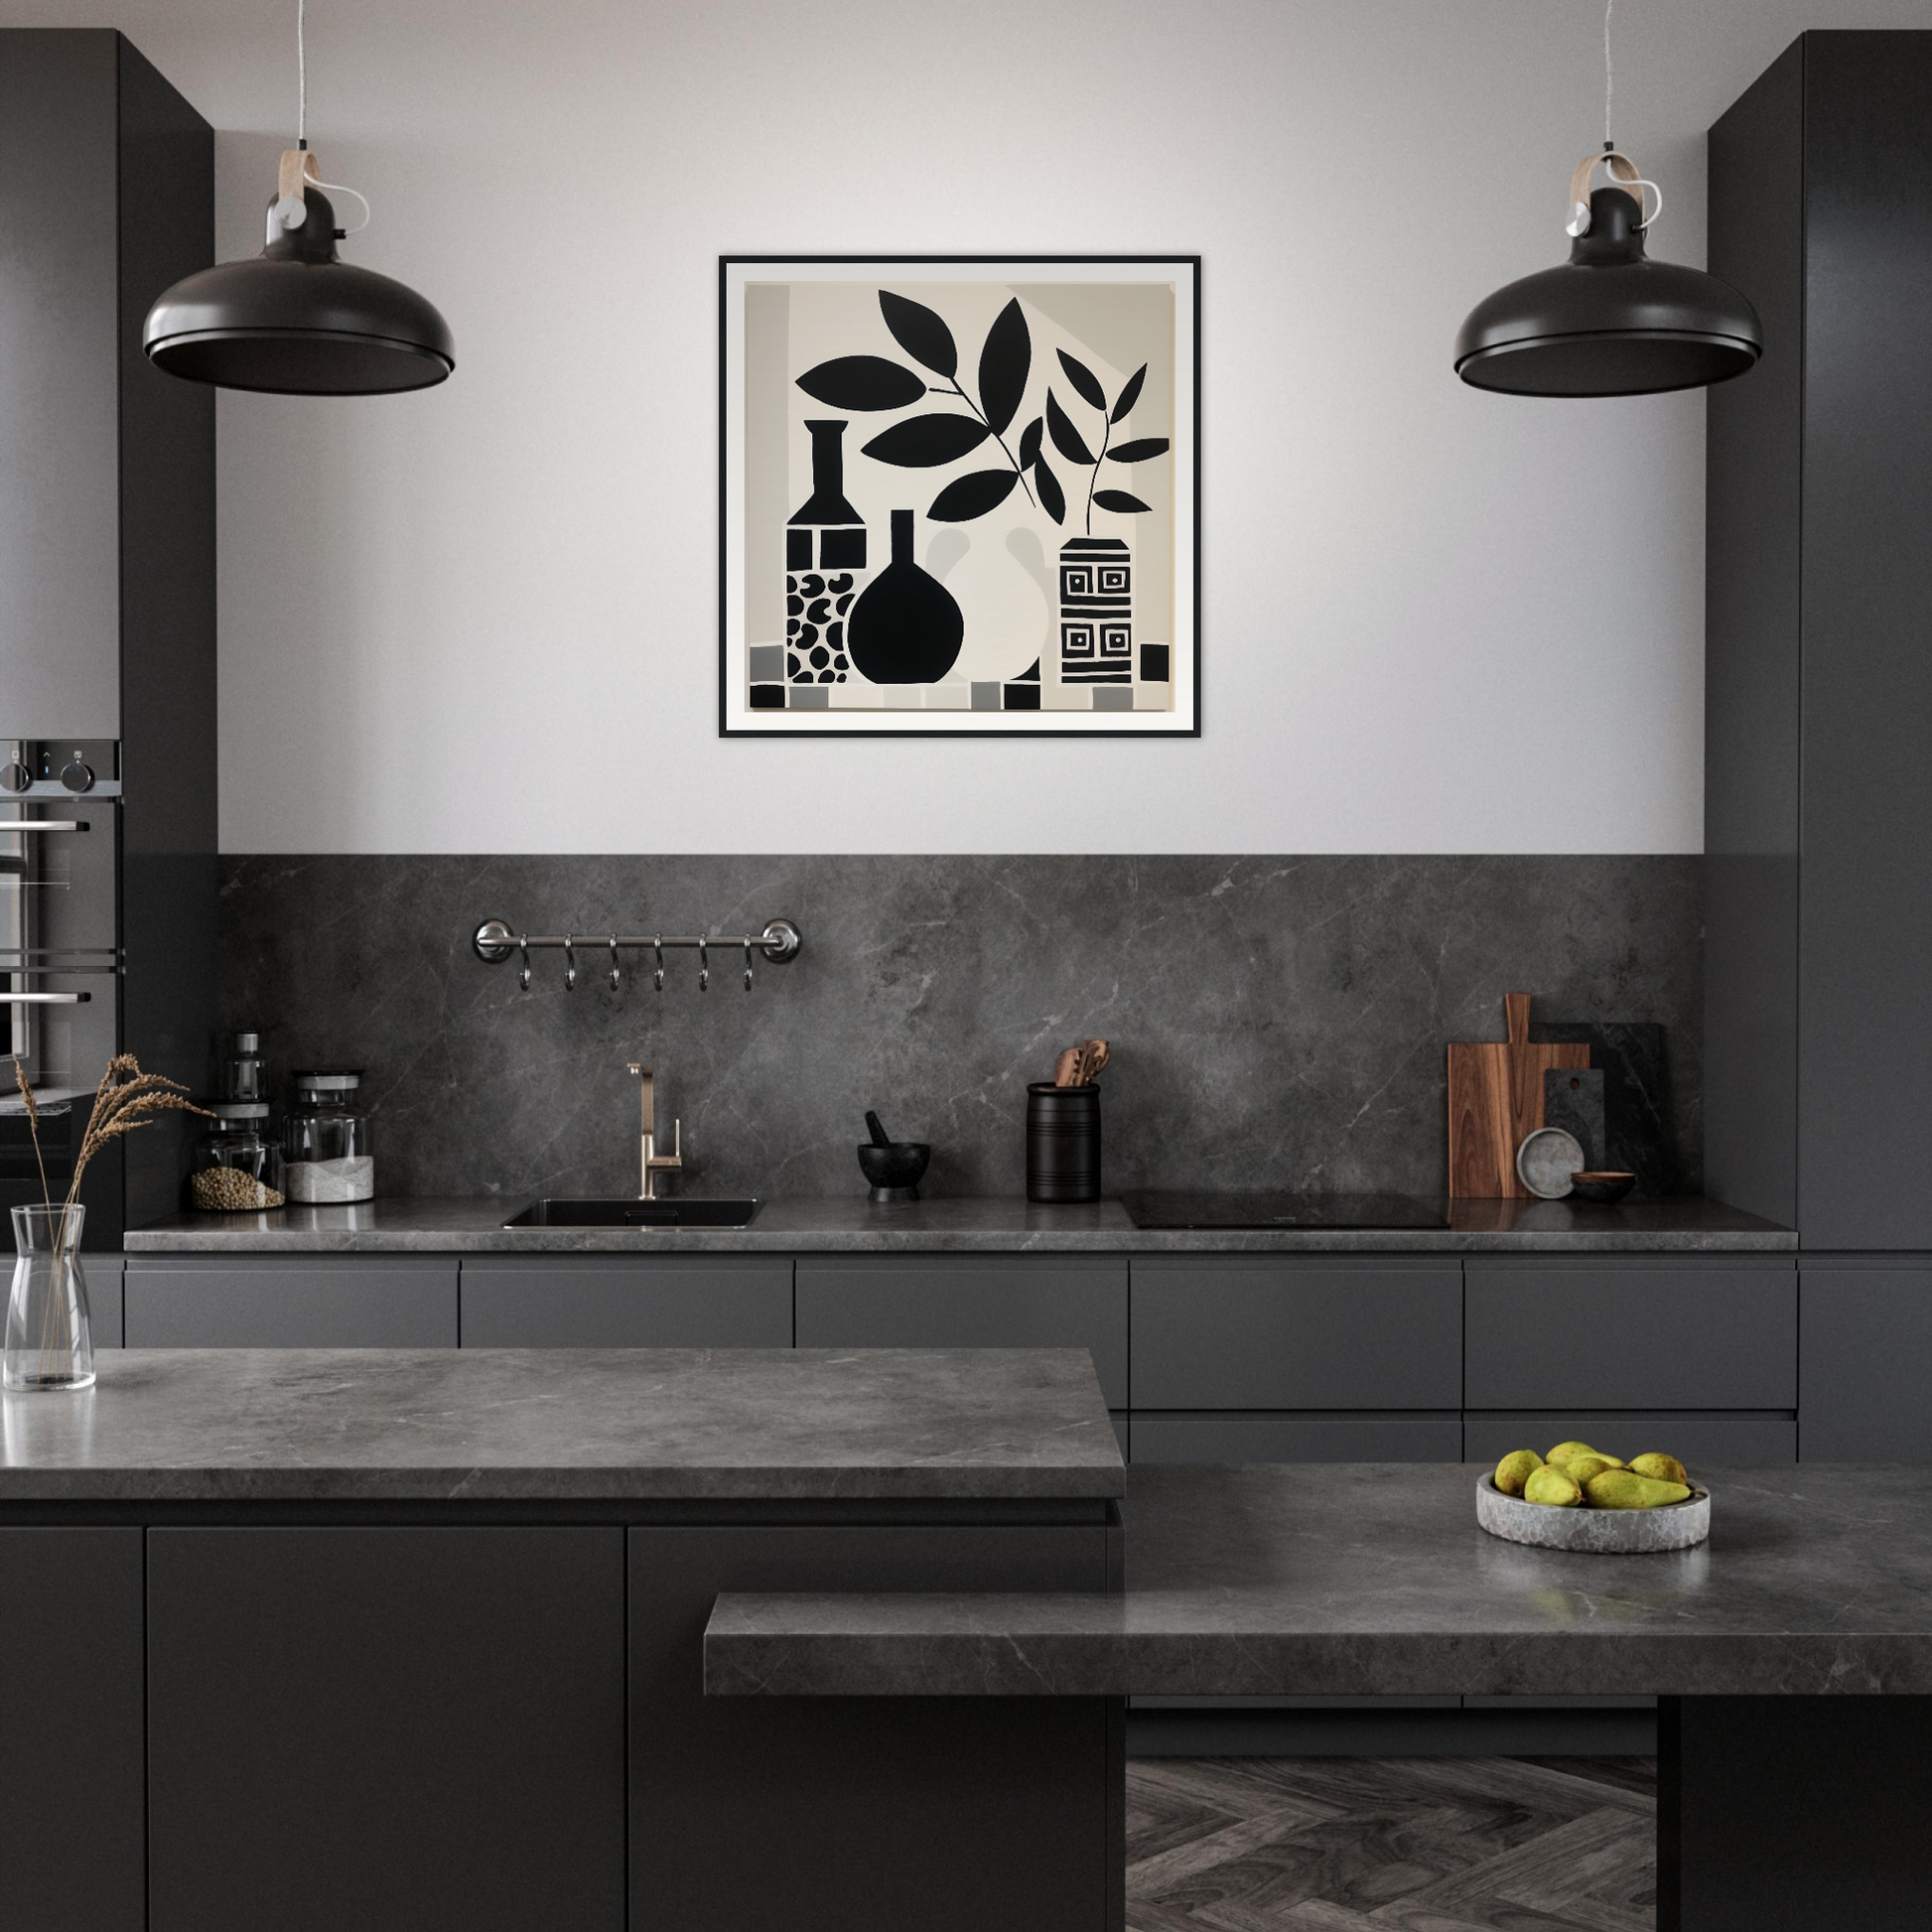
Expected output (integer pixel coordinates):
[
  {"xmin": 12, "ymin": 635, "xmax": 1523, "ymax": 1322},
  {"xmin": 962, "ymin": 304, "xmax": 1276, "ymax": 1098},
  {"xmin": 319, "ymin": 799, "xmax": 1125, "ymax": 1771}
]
[
  {"xmin": 189, "ymin": 1103, "xmax": 287, "ymax": 1211},
  {"xmin": 283, "ymin": 1069, "xmax": 375, "ymax": 1203},
  {"xmin": 213, "ymin": 1030, "xmax": 267, "ymax": 1102}
]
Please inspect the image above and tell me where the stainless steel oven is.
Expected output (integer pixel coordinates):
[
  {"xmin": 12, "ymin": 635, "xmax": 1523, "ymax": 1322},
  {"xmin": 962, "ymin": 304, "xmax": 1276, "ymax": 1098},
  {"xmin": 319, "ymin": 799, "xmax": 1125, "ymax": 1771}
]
[{"xmin": 2, "ymin": 741, "xmax": 124, "ymax": 1235}]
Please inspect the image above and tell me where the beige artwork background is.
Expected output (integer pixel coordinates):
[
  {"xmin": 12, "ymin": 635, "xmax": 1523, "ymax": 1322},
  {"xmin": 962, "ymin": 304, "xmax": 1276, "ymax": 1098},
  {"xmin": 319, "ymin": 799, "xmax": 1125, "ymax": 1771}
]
[{"xmin": 742, "ymin": 278, "xmax": 1175, "ymax": 711}]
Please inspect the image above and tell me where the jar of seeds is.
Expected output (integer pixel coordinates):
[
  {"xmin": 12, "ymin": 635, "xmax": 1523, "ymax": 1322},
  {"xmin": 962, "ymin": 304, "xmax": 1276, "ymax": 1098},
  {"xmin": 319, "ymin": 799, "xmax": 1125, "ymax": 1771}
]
[{"xmin": 189, "ymin": 1103, "xmax": 287, "ymax": 1211}]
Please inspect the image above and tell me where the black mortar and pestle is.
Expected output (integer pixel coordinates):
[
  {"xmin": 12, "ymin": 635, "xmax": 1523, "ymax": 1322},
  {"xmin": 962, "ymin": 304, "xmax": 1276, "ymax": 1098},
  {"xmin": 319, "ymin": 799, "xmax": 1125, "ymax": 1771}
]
[{"xmin": 858, "ymin": 1110, "xmax": 930, "ymax": 1203}]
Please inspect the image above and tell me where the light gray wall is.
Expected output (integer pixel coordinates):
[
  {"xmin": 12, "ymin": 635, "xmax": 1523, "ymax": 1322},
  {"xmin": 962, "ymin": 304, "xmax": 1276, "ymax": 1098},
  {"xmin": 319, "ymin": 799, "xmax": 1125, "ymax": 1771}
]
[{"xmin": 3, "ymin": 0, "xmax": 1924, "ymax": 854}]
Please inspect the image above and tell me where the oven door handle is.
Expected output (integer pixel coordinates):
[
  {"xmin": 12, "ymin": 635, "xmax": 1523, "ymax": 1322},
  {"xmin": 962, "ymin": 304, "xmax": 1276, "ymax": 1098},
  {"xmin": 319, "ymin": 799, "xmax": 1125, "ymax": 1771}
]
[
  {"xmin": 0, "ymin": 821, "xmax": 89, "ymax": 835},
  {"xmin": 0, "ymin": 992, "xmax": 90, "ymax": 1005}
]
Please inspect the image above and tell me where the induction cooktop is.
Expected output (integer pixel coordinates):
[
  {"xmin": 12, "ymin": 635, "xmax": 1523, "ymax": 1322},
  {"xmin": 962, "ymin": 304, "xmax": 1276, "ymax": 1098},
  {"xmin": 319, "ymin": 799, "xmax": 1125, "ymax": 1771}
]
[{"xmin": 1119, "ymin": 1191, "xmax": 1450, "ymax": 1230}]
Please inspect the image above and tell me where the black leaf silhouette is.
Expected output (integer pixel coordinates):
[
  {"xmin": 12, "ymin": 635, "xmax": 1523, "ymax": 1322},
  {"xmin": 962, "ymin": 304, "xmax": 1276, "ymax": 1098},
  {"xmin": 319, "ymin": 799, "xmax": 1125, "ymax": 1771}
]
[
  {"xmin": 1092, "ymin": 488, "xmax": 1152, "ymax": 514},
  {"xmin": 1110, "ymin": 363, "xmax": 1148, "ymax": 423},
  {"xmin": 1046, "ymin": 390, "xmax": 1094, "ymax": 466},
  {"xmin": 880, "ymin": 291, "xmax": 958, "ymax": 378},
  {"xmin": 1106, "ymin": 437, "xmax": 1171, "ymax": 464},
  {"xmin": 1035, "ymin": 456, "xmax": 1066, "ymax": 526},
  {"xmin": 861, "ymin": 414, "xmax": 993, "ymax": 468},
  {"xmin": 927, "ymin": 468, "xmax": 1021, "ymax": 522},
  {"xmin": 796, "ymin": 356, "xmax": 927, "ymax": 410},
  {"xmin": 978, "ymin": 298, "xmax": 1032, "ymax": 436},
  {"xmin": 1057, "ymin": 348, "xmax": 1107, "ymax": 411},
  {"xmin": 1018, "ymin": 415, "xmax": 1043, "ymax": 471}
]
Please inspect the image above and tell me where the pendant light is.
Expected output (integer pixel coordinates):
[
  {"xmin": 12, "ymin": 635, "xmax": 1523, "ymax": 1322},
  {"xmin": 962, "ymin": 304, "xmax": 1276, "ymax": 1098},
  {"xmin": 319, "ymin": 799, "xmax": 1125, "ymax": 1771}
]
[
  {"xmin": 143, "ymin": 1, "xmax": 453, "ymax": 395},
  {"xmin": 1453, "ymin": 0, "xmax": 1759, "ymax": 397}
]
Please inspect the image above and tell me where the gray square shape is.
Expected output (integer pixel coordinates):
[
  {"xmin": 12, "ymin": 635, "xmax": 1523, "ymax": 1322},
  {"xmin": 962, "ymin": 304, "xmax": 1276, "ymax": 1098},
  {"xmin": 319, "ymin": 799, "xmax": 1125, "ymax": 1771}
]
[
  {"xmin": 1092, "ymin": 687, "xmax": 1134, "ymax": 712},
  {"xmin": 970, "ymin": 682, "xmax": 1002, "ymax": 711},
  {"xmin": 788, "ymin": 685, "xmax": 829, "ymax": 710},
  {"xmin": 749, "ymin": 645, "xmax": 784, "ymax": 682}
]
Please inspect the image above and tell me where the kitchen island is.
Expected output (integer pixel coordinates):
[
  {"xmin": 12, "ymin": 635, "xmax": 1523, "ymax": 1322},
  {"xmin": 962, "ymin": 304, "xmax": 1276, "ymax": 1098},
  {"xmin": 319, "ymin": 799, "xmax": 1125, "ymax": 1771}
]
[
  {"xmin": 0, "ymin": 1346, "xmax": 1124, "ymax": 1932},
  {"xmin": 712, "ymin": 1460, "xmax": 1932, "ymax": 1931}
]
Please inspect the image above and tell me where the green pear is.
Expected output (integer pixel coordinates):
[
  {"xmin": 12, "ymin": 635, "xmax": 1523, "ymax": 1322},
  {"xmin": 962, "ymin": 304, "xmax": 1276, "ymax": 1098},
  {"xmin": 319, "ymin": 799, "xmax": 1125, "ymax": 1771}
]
[
  {"xmin": 1494, "ymin": 1449, "xmax": 1543, "ymax": 1496},
  {"xmin": 1546, "ymin": 1440, "xmax": 1599, "ymax": 1464},
  {"xmin": 1585, "ymin": 1470, "xmax": 1693, "ymax": 1510},
  {"xmin": 1628, "ymin": 1452, "xmax": 1690, "ymax": 1486},
  {"xmin": 1562, "ymin": 1452, "xmax": 1620, "ymax": 1486},
  {"xmin": 1524, "ymin": 1465, "xmax": 1584, "ymax": 1507}
]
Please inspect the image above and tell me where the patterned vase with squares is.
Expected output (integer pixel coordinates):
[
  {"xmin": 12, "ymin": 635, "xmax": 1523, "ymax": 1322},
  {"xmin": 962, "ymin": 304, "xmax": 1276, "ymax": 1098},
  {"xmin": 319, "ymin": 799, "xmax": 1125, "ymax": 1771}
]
[{"xmin": 1058, "ymin": 537, "xmax": 1133, "ymax": 694}]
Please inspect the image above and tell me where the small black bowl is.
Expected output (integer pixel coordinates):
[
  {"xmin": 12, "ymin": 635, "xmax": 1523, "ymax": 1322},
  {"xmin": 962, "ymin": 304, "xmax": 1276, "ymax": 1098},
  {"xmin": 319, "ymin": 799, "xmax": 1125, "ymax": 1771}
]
[
  {"xmin": 858, "ymin": 1142, "xmax": 930, "ymax": 1203},
  {"xmin": 1568, "ymin": 1171, "xmax": 1637, "ymax": 1205}
]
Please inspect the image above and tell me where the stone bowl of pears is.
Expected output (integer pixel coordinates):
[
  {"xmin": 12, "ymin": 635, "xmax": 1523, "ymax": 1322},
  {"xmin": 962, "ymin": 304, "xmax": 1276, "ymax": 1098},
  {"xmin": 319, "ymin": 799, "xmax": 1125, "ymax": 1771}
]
[{"xmin": 1477, "ymin": 1441, "xmax": 1710, "ymax": 1553}]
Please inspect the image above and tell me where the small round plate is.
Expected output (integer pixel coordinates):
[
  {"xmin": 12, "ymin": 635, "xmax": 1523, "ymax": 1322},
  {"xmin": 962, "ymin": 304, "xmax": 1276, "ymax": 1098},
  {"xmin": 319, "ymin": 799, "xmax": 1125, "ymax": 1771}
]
[
  {"xmin": 1516, "ymin": 1127, "xmax": 1586, "ymax": 1198},
  {"xmin": 1476, "ymin": 1474, "xmax": 1711, "ymax": 1553}
]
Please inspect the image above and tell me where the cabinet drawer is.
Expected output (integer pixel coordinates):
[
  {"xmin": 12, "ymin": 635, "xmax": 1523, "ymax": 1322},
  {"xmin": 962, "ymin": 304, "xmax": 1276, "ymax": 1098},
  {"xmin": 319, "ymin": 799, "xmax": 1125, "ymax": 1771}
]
[
  {"xmin": 1464, "ymin": 1260, "xmax": 1795, "ymax": 1409},
  {"xmin": 1463, "ymin": 1412, "xmax": 1797, "ymax": 1466},
  {"xmin": 1131, "ymin": 1414, "xmax": 1462, "ymax": 1463},
  {"xmin": 125, "ymin": 1257, "xmax": 458, "ymax": 1347},
  {"xmin": 1800, "ymin": 1264, "xmax": 1932, "ymax": 1457},
  {"xmin": 794, "ymin": 1258, "xmax": 1127, "ymax": 1409},
  {"xmin": 83, "ymin": 1255, "xmax": 123, "ymax": 1348},
  {"xmin": 460, "ymin": 1257, "xmax": 791, "ymax": 1348},
  {"xmin": 1132, "ymin": 1259, "xmax": 1461, "ymax": 1410}
]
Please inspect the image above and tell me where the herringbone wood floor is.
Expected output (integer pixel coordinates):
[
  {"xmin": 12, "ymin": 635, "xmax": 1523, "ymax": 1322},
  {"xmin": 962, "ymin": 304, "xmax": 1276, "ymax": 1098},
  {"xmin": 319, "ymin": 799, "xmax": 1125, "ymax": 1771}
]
[{"xmin": 1126, "ymin": 1756, "xmax": 1657, "ymax": 1931}]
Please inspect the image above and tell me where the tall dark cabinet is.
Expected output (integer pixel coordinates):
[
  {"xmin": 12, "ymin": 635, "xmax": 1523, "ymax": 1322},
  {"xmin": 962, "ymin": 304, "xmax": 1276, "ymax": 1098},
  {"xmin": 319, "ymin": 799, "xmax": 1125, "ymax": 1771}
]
[
  {"xmin": 1707, "ymin": 31, "xmax": 1932, "ymax": 1255},
  {"xmin": 0, "ymin": 31, "xmax": 215, "ymax": 1247}
]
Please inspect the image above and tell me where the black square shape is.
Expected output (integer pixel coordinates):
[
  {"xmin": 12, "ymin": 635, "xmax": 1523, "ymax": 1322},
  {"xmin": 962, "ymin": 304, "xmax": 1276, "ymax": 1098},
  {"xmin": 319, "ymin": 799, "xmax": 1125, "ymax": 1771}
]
[
  {"xmin": 750, "ymin": 684, "xmax": 786, "ymax": 710},
  {"xmin": 819, "ymin": 528, "xmax": 867, "ymax": 569},
  {"xmin": 785, "ymin": 529, "xmax": 813, "ymax": 570},
  {"xmin": 1002, "ymin": 683, "xmax": 1041, "ymax": 710},
  {"xmin": 1140, "ymin": 644, "xmax": 1171, "ymax": 683}
]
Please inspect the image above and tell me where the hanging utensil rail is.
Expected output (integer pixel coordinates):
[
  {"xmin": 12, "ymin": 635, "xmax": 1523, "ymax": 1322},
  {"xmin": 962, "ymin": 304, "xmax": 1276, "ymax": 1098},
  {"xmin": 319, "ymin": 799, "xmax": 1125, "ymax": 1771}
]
[{"xmin": 472, "ymin": 916, "xmax": 802, "ymax": 994}]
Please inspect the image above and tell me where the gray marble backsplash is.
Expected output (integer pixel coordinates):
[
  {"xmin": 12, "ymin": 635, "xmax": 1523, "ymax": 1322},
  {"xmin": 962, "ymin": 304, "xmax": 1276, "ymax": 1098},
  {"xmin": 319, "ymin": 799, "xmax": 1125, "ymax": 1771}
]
[{"xmin": 217, "ymin": 857, "xmax": 1703, "ymax": 1202}]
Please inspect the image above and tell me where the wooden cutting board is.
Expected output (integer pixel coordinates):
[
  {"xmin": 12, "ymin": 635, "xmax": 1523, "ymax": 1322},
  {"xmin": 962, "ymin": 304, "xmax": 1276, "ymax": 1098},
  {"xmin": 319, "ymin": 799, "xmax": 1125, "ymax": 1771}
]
[{"xmin": 1448, "ymin": 993, "xmax": 1589, "ymax": 1198}]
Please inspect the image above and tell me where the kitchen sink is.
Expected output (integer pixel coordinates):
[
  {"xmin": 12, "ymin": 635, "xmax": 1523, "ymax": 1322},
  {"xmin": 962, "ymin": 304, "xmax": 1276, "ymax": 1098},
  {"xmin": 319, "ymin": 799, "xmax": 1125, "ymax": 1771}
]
[{"xmin": 502, "ymin": 1197, "xmax": 762, "ymax": 1229}]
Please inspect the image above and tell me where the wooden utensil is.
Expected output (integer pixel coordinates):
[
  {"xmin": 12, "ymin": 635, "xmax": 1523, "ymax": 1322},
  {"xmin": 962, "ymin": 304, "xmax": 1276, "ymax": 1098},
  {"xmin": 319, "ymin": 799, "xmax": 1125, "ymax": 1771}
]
[
  {"xmin": 1084, "ymin": 1039, "xmax": 1110, "ymax": 1081},
  {"xmin": 1448, "ymin": 993, "xmax": 1589, "ymax": 1198},
  {"xmin": 1053, "ymin": 1047, "xmax": 1080, "ymax": 1087}
]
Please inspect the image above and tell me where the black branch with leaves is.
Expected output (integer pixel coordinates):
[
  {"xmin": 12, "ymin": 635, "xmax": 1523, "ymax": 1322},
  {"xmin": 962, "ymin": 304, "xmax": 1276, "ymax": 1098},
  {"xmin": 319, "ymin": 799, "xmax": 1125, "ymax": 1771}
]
[
  {"xmin": 795, "ymin": 290, "xmax": 1036, "ymax": 521},
  {"xmin": 1029, "ymin": 350, "xmax": 1170, "ymax": 536}
]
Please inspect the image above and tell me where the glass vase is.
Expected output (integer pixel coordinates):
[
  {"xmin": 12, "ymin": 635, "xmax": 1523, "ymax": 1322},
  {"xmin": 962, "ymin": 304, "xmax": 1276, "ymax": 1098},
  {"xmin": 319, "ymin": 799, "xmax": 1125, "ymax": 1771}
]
[{"xmin": 5, "ymin": 1204, "xmax": 95, "ymax": 1393}]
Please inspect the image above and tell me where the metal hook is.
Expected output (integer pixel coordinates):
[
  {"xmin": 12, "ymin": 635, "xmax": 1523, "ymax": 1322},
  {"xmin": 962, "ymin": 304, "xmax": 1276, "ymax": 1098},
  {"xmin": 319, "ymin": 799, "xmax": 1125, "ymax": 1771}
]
[
  {"xmin": 608, "ymin": 936, "xmax": 621, "ymax": 991},
  {"xmin": 698, "ymin": 937, "xmax": 709, "ymax": 994},
  {"xmin": 517, "ymin": 934, "xmax": 531, "ymax": 993},
  {"xmin": 563, "ymin": 935, "xmax": 577, "ymax": 992},
  {"xmin": 653, "ymin": 937, "xmax": 664, "ymax": 994},
  {"xmin": 744, "ymin": 938, "xmax": 754, "ymax": 993}
]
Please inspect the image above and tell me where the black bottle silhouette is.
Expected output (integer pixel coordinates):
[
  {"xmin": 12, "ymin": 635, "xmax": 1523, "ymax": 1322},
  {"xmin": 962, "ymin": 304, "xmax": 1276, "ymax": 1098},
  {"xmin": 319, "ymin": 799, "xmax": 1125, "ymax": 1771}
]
[
  {"xmin": 785, "ymin": 420, "xmax": 867, "ymax": 685},
  {"xmin": 846, "ymin": 509, "xmax": 965, "ymax": 685}
]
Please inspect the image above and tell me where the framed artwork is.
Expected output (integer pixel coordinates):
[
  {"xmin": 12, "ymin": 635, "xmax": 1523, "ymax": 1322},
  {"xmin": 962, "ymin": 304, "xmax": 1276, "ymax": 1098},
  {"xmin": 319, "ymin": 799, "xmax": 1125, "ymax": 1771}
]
[{"xmin": 719, "ymin": 255, "xmax": 1199, "ymax": 736}]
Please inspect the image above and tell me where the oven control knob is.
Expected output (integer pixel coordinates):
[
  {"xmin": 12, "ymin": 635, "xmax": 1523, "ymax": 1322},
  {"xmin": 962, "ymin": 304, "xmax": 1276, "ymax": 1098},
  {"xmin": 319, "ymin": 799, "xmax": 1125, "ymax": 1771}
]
[
  {"xmin": 60, "ymin": 760, "xmax": 94, "ymax": 794},
  {"xmin": 0, "ymin": 761, "xmax": 29, "ymax": 793}
]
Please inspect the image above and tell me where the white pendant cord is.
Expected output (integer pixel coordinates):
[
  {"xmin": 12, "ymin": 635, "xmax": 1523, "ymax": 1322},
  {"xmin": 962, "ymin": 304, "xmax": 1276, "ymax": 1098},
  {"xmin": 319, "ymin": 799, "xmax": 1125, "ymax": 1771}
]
[{"xmin": 284, "ymin": 0, "xmax": 371, "ymax": 234}]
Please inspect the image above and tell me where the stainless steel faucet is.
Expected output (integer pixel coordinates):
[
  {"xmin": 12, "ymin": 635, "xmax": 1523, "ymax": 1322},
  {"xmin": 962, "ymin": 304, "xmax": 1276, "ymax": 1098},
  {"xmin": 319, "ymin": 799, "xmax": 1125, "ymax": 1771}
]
[{"xmin": 625, "ymin": 1062, "xmax": 683, "ymax": 1199}]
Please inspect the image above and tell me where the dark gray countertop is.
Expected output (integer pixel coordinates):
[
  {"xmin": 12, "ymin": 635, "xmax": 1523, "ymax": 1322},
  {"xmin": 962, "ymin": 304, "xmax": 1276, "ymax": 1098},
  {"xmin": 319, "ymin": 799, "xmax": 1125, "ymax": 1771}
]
[
  {"xmin": 706, "ymin": 1461, "xmax": 1932, "ymax": 1698},
  {"xmin": 0, "ymin": 1347, "xmax": 1124, "ymax": 1503},
  {"xmin": 121, "ymin": 1194, "xmax": 1795, "ymax": 1255}
]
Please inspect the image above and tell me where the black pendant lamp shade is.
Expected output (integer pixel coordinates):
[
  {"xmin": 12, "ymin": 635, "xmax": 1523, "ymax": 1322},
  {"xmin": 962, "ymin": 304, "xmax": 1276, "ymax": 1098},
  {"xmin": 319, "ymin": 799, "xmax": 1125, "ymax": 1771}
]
[
  {"xmin": 144, "ymin": 155, "xmax": 454, "ymax": 395},
  {"xmin": 1455, "ymin": 158, "xmax": 1761, "ymax": 398}
]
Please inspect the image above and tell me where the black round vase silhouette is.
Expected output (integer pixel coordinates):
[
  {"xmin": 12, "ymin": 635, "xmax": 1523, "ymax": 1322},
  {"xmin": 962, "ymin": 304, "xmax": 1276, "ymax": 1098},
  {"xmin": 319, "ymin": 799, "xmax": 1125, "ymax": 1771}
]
[{"xmin": 846, "ymin": 509, "xmax": 964, "ymax": 684}]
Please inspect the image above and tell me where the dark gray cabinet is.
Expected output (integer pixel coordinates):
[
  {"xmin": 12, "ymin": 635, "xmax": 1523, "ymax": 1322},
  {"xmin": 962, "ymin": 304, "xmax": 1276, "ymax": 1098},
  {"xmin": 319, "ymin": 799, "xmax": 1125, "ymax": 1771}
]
[
  {"xmin": 83, "ymin": 1255, "xmax": 123, "ymax": 1348},
  {"xmin": 1464, "ymin": 1413, "xmax": 1797, "ymax": 1466},
  {"xmin": 0, "ymin": 1529, "xmax": 145, "ymax": 1932},
  {"xmin": 125, "ymin": 1256, "xmax": 458, "ymax": 1346},
  {"xmin": 1464, "ymin": 1260, "xmax": 1796, "ymax": 1410},
  {"xmin": 148, "ymin": 1527, "xmax": 625, "ymax": 1932},
  {"xmin": 1132, "ymin": 1258, "xmax": 1461, "ymax": 1411},
  {"xmin": 1133, "ymin": 1414, "xmax": 1461, "ymax": 1463},
  {"xmin": 1800, "ymin": 1262, "xmax": 1932, "ymax": 1457},
  {"xmin": 1708, "ymin": 33, "xmax": 1932, "ymax": 1250},
  {"xmin": 460, "ymin": 1255, "xmax": 791, "ymax": 1347},
  {"xmin": 795, "ymin": 1256, "xmax": 1128, "ymax": 1409}
]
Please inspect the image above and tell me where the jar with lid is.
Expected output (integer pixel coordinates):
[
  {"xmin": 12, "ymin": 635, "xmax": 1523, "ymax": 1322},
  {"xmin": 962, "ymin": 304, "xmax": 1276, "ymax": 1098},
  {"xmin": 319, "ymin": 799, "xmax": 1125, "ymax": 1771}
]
[
  {"xmin": 213, "ymin": 1031, "xmax": 267, "ymax": 1103},
  {"xmin": 283, "ymin": 1070, "xmax": 375, "ymax": 1203},
  {"xmin": 188, "ymin": 1103, "xmax": 287, "ymax": 1212}
]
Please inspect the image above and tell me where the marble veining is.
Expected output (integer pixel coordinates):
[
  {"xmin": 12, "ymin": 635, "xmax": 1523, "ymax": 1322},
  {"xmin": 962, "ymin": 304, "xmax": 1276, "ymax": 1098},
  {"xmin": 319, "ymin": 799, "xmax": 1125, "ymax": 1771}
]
[
  {"xmin": 217, "ymin": 855, "xmax": 1703, "ymax": 1202},
  {"xmin": 123, "ymin": 1193, "xmax": 1792, "ymax": 1253},
  {"xmin": 705, "ymin": 1461, "xmax": 1932, "ymax": 1697},
  {"xmin": 0, "ymin": 1347, "xmax": 1123, "ymax": 1502}
]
